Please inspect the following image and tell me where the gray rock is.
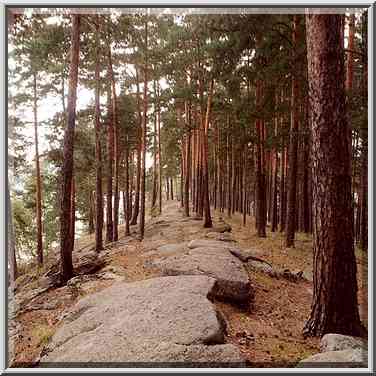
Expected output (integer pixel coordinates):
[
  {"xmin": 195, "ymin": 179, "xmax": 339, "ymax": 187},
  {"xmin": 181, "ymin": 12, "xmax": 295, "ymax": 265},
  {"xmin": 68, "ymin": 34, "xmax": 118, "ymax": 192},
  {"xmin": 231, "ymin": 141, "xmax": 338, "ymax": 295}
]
[
  {"xmin": 74, "ymin": 251, "xmax": 106, "ymax": 275},
  {"xmin": 151, "ymin": 247, "xmax": 252, "ymax": 303},
  {"xmin": 100, "ymin": 264, "xmax": 127, "ymax": 276},
  {"xmin": 212, "ymin": 223, "xmax": 232, "ymax": 233},
  {"xmin": 188, "ymin": 239, "xmax": 239, "ymax": 251},
  {"xmin": 229, "ymin": 248, "xmax": 272, "ymax": 266},
  {"xmin": 320, "ymin": 334, "xmax": 367, "ymax": 352},
  {"xmin": 67, "ymin": 274, "xmax": 94, "ymax": 288},
  {"xmin": 155, "ymin": 243, "xmax": 189, "ymax": 256},
  {"xmin": 41, "ymin": 276, "xmax": 245, "ymax": 365},
  {"xmin": 42, "ymin": 341, "xmax": 244, "ymax": 366},
  {"xmin": 23, "ymin": 301, "xmax": 59, "ymax": 312},
  {"xmin": 205, "ymin": 232, "xmax": 234, "ymax": 242},
  {"xmin": 297, "ymin": 348, "xmax": 367, "ymax": 368},
  {"xmin": 247, "ymin": 260, "xmax": 274, "ymax": 274},
  {"xmin": 14, "ymin": 286, "xmax": 51, "ymax": 311},
  {"xmin": 246, "ymin": 261, "xmax": 304, "ymax": 283},
  {"xmin": 96, "ymin": 271, "xmax": 125, "ymax": 282}
]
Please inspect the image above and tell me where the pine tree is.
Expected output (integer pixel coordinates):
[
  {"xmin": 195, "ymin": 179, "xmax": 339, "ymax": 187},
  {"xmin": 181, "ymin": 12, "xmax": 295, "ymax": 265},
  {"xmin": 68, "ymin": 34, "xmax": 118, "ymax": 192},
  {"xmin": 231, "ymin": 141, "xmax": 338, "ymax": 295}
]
[
  {"xmin": 303, "ymin": 14, "xmax": 364, "ymax": 337},
  {"xmin": 59, "ymin": 14, "xmax": 81, "ymax": 284},
  {"xmin": 94, "ymin": 15, "xmax": 104, "ymax": 252}
]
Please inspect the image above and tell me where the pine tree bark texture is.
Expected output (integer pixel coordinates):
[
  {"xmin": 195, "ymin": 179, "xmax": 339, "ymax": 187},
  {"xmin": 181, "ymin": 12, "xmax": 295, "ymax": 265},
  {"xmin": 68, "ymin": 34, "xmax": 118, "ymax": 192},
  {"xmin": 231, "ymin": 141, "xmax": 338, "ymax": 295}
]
[
  {"xmin": 359, "ymin": 11, "xmax": 368, "ymax": 252},
  {"xmin": 8, "ymin": 192, "xmax": 18, "ymax": 283},
  {"xmin": 285, "ymin": 15, "xmax": 300, "ymax": 247},
  {"xmin": 59, "ymin": 14, "xmax": 80, "ymax": 284},
  {"xmin": 184, "ymin": 130, "xmax": 191, "ymax": 217},
  {"xmin": 33, "ymin": 72, "xmax": 43, "ymax": 265},
  {"xmin": 303, "ymin": 14, "xmax": 364, "ymax": 337},
  {"xmin": 139, "ymin": 18, "xmax": 148, "ymax": 239},
  {"xmin": 108, "ymin": 46, "xmax": 120, "ymax": 242},
  {"xmin": 151, "ymin": 87, "xmax": 158, "ymax": 211},
  {"xmin": 94, "ymin": 16, "xmax": 104, "ymax": 252},
  {"xmin": 105, "ymin": 82, "xmax": 114, "ymax": 243},
  {"xmin": 157, "ymin": 101, "xmax": 162, "ymax": 215},
  {"xmin": 130, "ymin": 66, "xmax": 142, "ymax": 225},
  {"xmin": 124, "ymin": 141, "xmax": 130, "ymax": 236},
  {"xmin": 255, "ymin": 76, "xmax": 267, "ymax": 237},
  {"xmin": 202, "ymin": 79, "xmax": 214, "ymax": 228}
]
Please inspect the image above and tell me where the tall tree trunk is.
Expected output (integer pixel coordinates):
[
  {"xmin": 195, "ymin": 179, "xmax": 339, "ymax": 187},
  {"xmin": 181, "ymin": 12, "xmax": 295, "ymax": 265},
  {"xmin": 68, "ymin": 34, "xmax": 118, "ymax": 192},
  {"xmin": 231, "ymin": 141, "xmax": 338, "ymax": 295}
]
[
  {"xmin": 170, "ymin": 178, "xmax": 174, "ymax": 200},
  {"xmin": 226, "ymin": 118, "xmax": 232, "ymax": 218},
  {"xmin": 61, "ymin": 72, "xmax": 66, "ymax": 114},
  {"xmin": 8, "ymin": 193, "xmax": 18, "ymax": 283},
  {"xmin": 280, "ymin": 134, "xmax": 287, "ymax": 232},
  {"xmin": 59, "ymin": 15, "xmax": 80, "ymax": 284},
  {"xmin": 166, "ymin": 178, "xmax": 170, "ymax": 200},
  {"xmin": 33, "ymin": 72, "xmax": 43, "ymax": 265},
  {"xmin": 184, "ymin": 130, "xmax": 191, "ymax": 217},
  {"xmin": 196, "ymin": 126, "xmax": 203, "ymax": 218},
  {"xmin": 105, "ymin": 82, "xmax": 114, "ymax": 243},
  {"xmin": 346, "ymin": 14, "xmax": 355, "ymax": 92},
  {"xmin": 88, "ymin": 191, "xmax": 95, "ymax": 234},
  {"xmin": 255, "ymin": 77, "xmax": 266, "ymax": 237},
  {"xmin": 285, "ymin": 15, "xmax": 300, "ymax": 247},
  {"xmin": 130, "ymin": 67, "xmax": 142, "ymax": 225},
  {"xmin": 203, "ymin": 79, "xmax": 214, "ymax": 228},
  {"xmin": 359, "ymin": 12, "xmax": 368, "ymax": 251},
  {"xmin": 94, "ymin": 16, "xmax": 103, "ymax": 252},
  {"xmin": 108, "ymin": 46, "xmax": 120, "ymax": 242},
  {"xmin": 129, "ymin": 151, "xmax": 135, "ymax": 220},
  {"xmin": 303, "ymin": 14, "xmax": 364, "ymax": 337},
  {"xmin": 70, "ymin": 178, "xmax": 76, "ymax": 243},
  {"xmin": 271, "ymin": 114, "xmax": 279, "ymax": 232},
  {"xmin": 231, "ymin": 138, "xmax": 236, "ymax": 215},
  {"xmin": 124, "ymin": 142, "xmax": 130, "ymax": 236},
  {"xmin": 151, "ymin": 81, "xmax": 158, "ymax": 210},
  {"xmin": 242, "ymin": 142, "xmax": 248, "ymax": 226},
  {"xmin": 192, "ymin": 129, "xmax": 197, "ymax": 212},
  {"xmin": 302, "ymin": 110, "xmax": 311, "ymax": 233},
  {"xmin": 139, "ymin": 19, "xmax": 148, "ymax": 239},
  {"xmin": 180, "ymin": 158, "xmax": 184, "ymax": 206},
  {"xmin": 157, "ymin": 100, "xmax": 162, "ymax": 215}
]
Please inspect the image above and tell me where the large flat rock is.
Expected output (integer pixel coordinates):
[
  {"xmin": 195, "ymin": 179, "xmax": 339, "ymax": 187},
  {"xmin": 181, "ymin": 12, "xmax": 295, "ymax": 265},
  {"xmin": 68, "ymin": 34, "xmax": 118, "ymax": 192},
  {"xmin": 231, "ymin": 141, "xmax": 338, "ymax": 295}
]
[
  {"xmin": 149, "ymin": 243, "xmax": 190, "ymax": 257},
  {"xmin": 40, "ymin": 275, "xmax": 245, "ymax": 366},
  {"xmin": 205, "ymin": 232, "xmax": 234, "ymax": 242},
  {"xmin": 151, "ymin": 247, "xmax": 252, "ymax": 303},
  {"xmin": 320, "ymin": 334, "xmax": 367, "ymax": 352},
  {"xmin": 297, "ymin": 348, "xmax": 367, "ymax": 368},
  {"xmin": 188, "ymin": 239, "xmax": 239, "ymax": 251}
]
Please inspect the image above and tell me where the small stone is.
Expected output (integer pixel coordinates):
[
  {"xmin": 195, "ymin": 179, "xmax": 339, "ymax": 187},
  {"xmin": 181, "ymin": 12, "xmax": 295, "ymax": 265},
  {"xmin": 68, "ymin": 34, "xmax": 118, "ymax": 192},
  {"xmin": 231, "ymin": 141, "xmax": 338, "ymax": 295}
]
[
  {"xmin": 297, "ymin": 348, "xmax": 367, "ymax": 367},
  {"xmin": 320, "ymin": 334, "xmax": 367, "ymax": 353}
]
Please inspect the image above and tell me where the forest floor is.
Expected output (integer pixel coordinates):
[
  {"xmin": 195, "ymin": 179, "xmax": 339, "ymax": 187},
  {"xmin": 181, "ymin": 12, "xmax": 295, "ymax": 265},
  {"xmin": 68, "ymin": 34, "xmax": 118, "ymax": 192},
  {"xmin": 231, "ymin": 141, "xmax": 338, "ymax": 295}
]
[{"xmin": 10, "ymin": 200, "xmax": 368, "ymax": 367}]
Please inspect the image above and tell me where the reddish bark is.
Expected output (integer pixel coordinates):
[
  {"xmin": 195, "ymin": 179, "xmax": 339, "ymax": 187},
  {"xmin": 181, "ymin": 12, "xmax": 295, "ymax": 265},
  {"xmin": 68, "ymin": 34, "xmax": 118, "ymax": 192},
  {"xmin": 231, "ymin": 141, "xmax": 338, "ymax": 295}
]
[
  {"xmin": 202, "ymin": 79, "xmax": 214, "ymax": 228},
  {"xmin": 33, "ymin": 72, "xmax": 43, "ymax": 265},
  {"xmin": 94, "ymin": 16, "xmax": 103, "ymax": 251},
  {"xmin": 59, "ymin": 15, "xmax": 80, "ymax": 284},
  {"xmin": 285, "ymin": 15, "xmax": 301, "ymax": 247},
  {"xmin": 108, "ymin": 46, "xmax": 120, "ymax": 241},
  {"xmin": 139, "ymin": 19, "xmax": 148, "ymax": 239},
  {"xmin": 303, "ymin": 14, "xmax": 364, "ymax": 337},
  {"xmin": 105, "ymin": 82, "xmax": 114, "ymax": 243}
]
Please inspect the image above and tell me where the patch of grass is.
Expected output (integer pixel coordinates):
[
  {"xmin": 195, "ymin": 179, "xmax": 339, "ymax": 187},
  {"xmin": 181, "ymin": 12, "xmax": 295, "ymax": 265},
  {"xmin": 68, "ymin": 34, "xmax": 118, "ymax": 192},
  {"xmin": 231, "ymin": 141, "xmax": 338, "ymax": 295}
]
[{"xmin": 31, "ymin": 324, "xmax": 54, "ymax": 347}]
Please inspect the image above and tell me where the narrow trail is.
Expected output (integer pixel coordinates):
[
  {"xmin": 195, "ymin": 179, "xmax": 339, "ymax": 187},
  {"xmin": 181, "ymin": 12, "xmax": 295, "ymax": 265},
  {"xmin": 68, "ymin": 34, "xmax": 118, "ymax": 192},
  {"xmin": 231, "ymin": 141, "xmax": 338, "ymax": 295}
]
[{"xmin": 11, "ymin": 201, "xmax": 367, "ymax": 367}]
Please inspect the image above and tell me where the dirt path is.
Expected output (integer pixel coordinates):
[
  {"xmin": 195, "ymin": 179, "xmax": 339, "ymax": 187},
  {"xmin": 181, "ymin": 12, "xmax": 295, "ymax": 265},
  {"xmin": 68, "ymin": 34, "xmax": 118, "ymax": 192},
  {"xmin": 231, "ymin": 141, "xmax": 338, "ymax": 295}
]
[{"xmin": 11, "ymin": 201, "xmax": 368, "ymax": 367}]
